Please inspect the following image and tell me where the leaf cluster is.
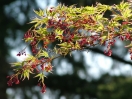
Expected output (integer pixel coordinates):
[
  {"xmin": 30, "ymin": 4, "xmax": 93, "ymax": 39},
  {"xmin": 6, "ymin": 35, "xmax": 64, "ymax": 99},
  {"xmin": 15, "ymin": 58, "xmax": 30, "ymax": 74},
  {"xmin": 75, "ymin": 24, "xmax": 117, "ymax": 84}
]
[{"xmin": 7, "ymin": 1, "xmax": 132, "ymax": 93}]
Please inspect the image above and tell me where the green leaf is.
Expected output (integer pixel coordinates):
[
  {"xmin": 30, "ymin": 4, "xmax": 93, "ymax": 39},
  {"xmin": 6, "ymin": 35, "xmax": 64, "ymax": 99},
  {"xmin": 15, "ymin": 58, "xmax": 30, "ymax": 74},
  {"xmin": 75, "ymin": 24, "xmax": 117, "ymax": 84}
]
[
  {"xmin": 25, "ymin": 54, "xmax": 35, "ymax": 61},
  {"xmin": 24, "ymin": 71, "xmax": 29, "ymax": 80},
  {"xmin": 34, "ymin": 73, "xmax": 43, "ymax": 78},
  {"xmin": 35, "ymin": 28, "xmax": 48, "ymax": 35},
  {"xmin": 38, "ymin": 50, "xmax": 49, "ymax": 58},
  {"xmin": 75, "ymin": 41, "xmax": 80, "ymax": 49},
  {"xmin": 122, "ymin": 8, "xmax": 132, "ymax": 19},
  {"xmin": 33, "ymin": 9, "xmax": 44, "ymax": 17},
  {"xmin": 55, "ymin": 29, "xmax": 64, "ymax": 35},
  {"xmin": 25, "ymin": 37, "xmax": 33, "ymax": 42},
  {"xmin": 96, "ymin": 3, "xmax": 109, "ymax": 13},
  {"xmin": 29, "ymin": 17, "xmax": 40, "ymax": 24},
  {"xmin": 10, "ymin": 62, "xmax": 22, "ymax": 67},
  {"xmin": 100, "ymin": 36, "xmax": 107, "ymax": 45},
  {"xmin": 95, "ymin": 14, "xmax": 103, "ymax": 20},
  {"xmin": 23, "ymin": 69, "xmax": 33, "ymax": 80},
  {"xmin": 57, "ymin": 42, "xmax": 72, "ymax": 48},
  {"xmin": 82, "ymin": 6, "xmax": 96, "ymax": 15},
  {"xmin": 34, "ymin": 73, "xmax": 45, "ymax": 82},
  {"xmin": 116, "ymin": 2, "xmax": 130, "ymax": 11},
  {"xmin": 109, "ymin": 21, "xmax": 120, "ymax": 27},
  {"xmin": 55, "ymin": 35, "xmax": 63, "ymax": 42}
]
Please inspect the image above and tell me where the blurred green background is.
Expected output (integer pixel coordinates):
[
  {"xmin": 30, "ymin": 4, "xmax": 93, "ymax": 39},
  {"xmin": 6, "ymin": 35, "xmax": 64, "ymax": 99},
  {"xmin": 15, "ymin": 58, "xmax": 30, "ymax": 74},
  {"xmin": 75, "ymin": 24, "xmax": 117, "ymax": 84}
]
[{"xmin": 1, "ymin": 0, "xmax": 132, "ymax": 99}]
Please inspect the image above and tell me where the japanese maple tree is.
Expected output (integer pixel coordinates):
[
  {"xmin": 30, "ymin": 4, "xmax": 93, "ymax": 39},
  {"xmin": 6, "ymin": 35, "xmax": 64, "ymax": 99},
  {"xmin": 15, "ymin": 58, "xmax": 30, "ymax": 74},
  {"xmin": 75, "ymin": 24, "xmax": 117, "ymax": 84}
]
[{"xmin": 7, "ymin": 1, "xmax": 132, "ymax": 93}]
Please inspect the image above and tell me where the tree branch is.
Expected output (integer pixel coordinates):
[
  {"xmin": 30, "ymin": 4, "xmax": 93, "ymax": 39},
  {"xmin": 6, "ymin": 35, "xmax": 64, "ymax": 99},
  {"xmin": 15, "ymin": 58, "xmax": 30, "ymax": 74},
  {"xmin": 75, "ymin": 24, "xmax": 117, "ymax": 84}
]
[{"xmin": 88, "ymin": 47, "xmax": 132, "ymax": 65}]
